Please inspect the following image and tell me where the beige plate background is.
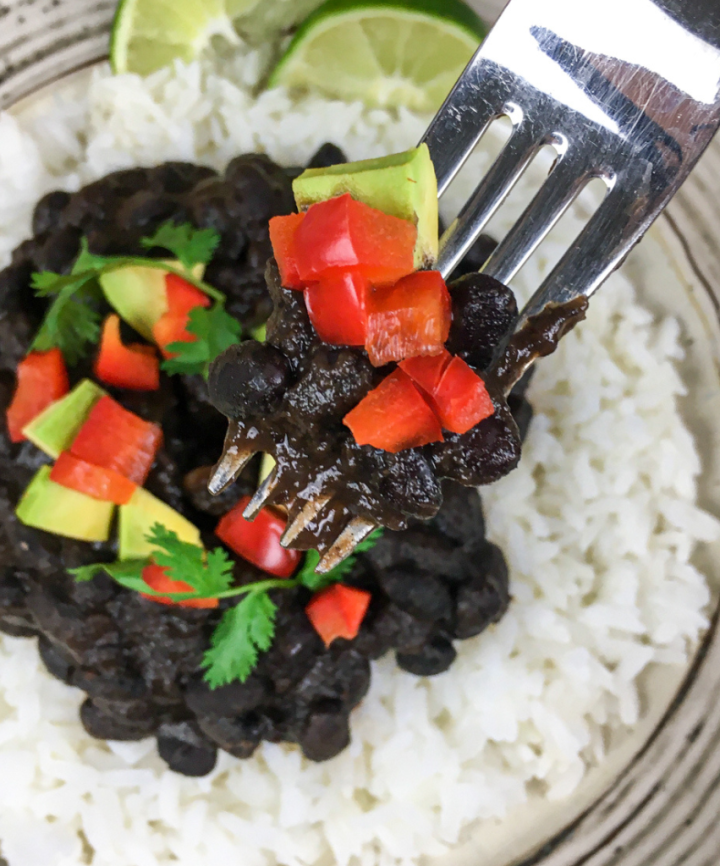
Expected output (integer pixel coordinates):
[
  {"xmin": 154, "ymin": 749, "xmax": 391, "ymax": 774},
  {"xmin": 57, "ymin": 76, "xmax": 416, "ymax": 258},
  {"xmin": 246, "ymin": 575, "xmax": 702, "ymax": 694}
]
[{"xmin": 2, "ymin": 1, "xmax": 720, "ymax": 865}]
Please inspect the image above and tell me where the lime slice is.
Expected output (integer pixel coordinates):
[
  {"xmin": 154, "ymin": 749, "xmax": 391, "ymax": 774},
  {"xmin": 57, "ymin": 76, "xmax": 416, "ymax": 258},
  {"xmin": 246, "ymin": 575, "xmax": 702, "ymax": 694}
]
[
  {"xmin": 268, "ymin": 0, "xmax": 486, "ymax": 112},
  {"xmin": 110, "ymin": 0, "xmax": 240, "ymax": 76}
]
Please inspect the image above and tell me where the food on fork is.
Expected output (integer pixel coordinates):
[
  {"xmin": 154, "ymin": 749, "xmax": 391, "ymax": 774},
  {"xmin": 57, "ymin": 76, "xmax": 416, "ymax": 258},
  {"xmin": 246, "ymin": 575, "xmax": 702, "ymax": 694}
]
[{"xmin": 207, "ymin": 147, "xmax": 586, "ymax": 569}]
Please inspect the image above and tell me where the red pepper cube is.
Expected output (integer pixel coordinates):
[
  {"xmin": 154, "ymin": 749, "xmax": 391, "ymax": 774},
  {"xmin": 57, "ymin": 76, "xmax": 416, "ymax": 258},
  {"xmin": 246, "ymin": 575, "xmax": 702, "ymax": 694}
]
[
  {"xmin": 303, "ymin": 270, "xmax": 370, "ymax": 346},
  {"xmin": 95, "ymin": 315, "xmax": 160, "ymax": 392},
  {"xmin": 50, "ymin": 451, "xmax": 137, "ymax": 505},
  {"xmin": 216, "ymin": 496, "xmax": 302, "ymax": 579},
  {"xmin": 432, "ymin": 356, "xmax": 495, "ymax": 434},
  {"xmin": 365, "ymin": 270, "xmax": 452, "ymax": 367},
  {"xmin": 6, "ymin": 349, "xmax": 69, "ymax": 443},
  {"xmin": 294, "ymin": 194, "xmax": 416, "ymax": 286},
  {"xmin": 399, "ymin": 349, "xmax": 452, "ymax": 396},
  {"xmin": 153, "ymin": 273, "xmax": 211, "ymax": 358},
  {"xmin": 165, "ymin": 273, "xmax": 211, "ymax": 316},
  {"xmin": 69, "ymin": 395, "xmax": 163, "ymax": 485},
  {"xmin": 343, "ymin": 368, "xmax": 443, "ymax": 453},
  {"xmin": 269, "ymin": 212, "xmax": 305, "ymax": 289},
  {"xmin": 140, "ymin": 563, "xmax": 219, "ymax": 609},
  {"xmin": 306, "ymin": 584, "xmax": 372, "ymax": 647}
]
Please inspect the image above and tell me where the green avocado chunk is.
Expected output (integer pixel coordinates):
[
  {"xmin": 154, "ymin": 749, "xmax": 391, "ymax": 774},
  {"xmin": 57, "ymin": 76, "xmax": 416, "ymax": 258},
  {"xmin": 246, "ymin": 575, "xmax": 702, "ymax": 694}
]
[
  {"xmin": 23, "ymin": 379, "xmax": 107, "ymax": 459},
  {"xmin": 292, "ymin": 144, "xmax": 439, "ymax": 268},
  {"xmin": 16, "ymin": 465, "xmax": 115, "ymax": 542},
  {"xmin": 119, "ymin": 487, "xmax": 202, "ymax": 560},
  {"xmin": 100, "ymin": 261, "xmax": 205, "ymax": 341},
  {"xmin": 100, "ymin": 266, "xmax": 168, "ymax": 342}
]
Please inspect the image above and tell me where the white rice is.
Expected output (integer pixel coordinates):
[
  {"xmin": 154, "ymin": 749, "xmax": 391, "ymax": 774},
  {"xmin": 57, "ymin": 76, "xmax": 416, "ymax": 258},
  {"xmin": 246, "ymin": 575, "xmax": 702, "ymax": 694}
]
[{"xmin": 0, "ymin": 52, "xmax": 718, "ymax": 866}]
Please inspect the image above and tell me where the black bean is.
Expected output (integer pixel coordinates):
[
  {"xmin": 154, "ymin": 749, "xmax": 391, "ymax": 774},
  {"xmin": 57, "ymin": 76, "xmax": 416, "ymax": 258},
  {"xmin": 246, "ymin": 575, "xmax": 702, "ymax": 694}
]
[
  {"xmin": 298, "ymin": 699, "xmax": 351, "ymax": 761},
  {"xmin": 38, "ymin": 636, "xmax": 74, "ymax": 684},
  {"xmin": 208, "ymin": 340, "xmax": 291, "ymax": 419},
  {"xmin": 446, "ymin": 272, "xmax": 518, "ymax": 371},
  {"xmin": 185, "ymin": 673, "xmax": 269, "ymax": 717},
  {"xmin": 307, "ymin": 143, "xmax": 347, "ymax": 169},
  {"xmin": 81, "ymin": 699, "xmax": 156, "ymax": 741},
  {"xmin": 32, "ymin": 190, "xmax": 71, "ymax": 236},
  {"xmin": 149, "ymin": 162, "xmax": 217, "ymax": 194},
  {"xmin": 378, "ymin": 567, "xmax": 453, "ymax": 622},
  {"xmin": 454, "ymin": 543, "xmax": 510, "ymax": 639},
  {"xmin": 197, "ymin": 713, "xmax": 263, "ymax": 759},
  {"xmin": 396, "ymin": 635, "xmax": 457, "ymax": 676},
  {"xmin": 157, "ymin": 720, "xmax": 218, "ymax": 776},
  {"xmin": 117, "ymin": 190, "xmax": 185, "ymax": 231}
]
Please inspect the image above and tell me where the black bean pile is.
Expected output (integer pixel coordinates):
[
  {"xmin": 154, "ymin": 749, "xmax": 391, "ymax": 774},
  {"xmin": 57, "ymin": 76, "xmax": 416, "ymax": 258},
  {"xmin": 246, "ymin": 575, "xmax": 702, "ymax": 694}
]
[{"xmin": 0, "ymin": 145, "xmax": 533, "ymax": 776}]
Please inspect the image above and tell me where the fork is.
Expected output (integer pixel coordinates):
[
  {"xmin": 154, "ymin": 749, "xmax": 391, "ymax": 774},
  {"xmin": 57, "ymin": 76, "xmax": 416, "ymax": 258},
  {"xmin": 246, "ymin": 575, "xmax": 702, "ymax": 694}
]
[{"xmin": 218, "ymin": 0, "xmax": 720, "ymax": 573}]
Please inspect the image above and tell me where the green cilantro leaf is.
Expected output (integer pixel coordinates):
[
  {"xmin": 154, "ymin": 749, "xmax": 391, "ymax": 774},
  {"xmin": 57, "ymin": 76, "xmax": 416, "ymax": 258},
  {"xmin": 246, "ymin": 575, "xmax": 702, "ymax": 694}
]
[
  {"xmin": 297, "ymin": 528, "xmax": 384, "ymax": 592},
  {"xmin": 141, "ymin": 222, "xmax": 221, "ymax": 272},
  {"xmin": 72, "ymin": 238, "xmax": 111, "ymax": 274},
  {"xmin": 70, "ymin": 559, "xmax": 151, "ymax": 594},
  {"xmin": 162, "ymin": 304, "xmax": 242, "ymax": 378},
  {"xmin": 201, "ymin": 591, "xmax": 277, "ymax": 688},
  {"xmin": 31, "ymin": 270, "xmax": 103, "ymax": 365},
  {"xmin": 144, "ymin": 523, "xmax": 234, "ymax": 597}
]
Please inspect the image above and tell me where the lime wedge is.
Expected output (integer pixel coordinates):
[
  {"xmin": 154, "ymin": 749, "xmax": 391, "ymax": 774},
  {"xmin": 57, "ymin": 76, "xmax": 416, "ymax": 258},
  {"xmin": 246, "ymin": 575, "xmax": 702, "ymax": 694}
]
[
  {"xmin": 268, "ymin": 0, "xmax": 486, "ymax": 112},
  {"xmin": 110, "ymin": 0, "xmax": 240, "ymax": 76}
]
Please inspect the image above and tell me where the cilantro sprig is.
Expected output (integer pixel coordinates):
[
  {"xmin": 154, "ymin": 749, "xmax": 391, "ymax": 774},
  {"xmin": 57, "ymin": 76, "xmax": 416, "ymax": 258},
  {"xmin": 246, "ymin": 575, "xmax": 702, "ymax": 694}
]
[
  {"xmin": 71, "ymin": 523, "xmax": 383, "ymax": 689},
  {"xmin": 30, "ymin": 222, "xmax": 228, "ymax": 365},
  {"xmin": 142, "ymin": 222, "xmax": 220, "ymax": 273},
  {"xmin": 162, "ymin": 304, "xmax": 242, "ymax": 379}
]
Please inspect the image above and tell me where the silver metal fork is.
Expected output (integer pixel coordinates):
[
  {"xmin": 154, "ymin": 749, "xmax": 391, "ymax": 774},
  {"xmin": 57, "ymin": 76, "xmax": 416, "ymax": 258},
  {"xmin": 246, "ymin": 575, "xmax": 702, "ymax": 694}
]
[{"xmin": 238, "ymin": 0, "xmax": 720, "ymax": 572}]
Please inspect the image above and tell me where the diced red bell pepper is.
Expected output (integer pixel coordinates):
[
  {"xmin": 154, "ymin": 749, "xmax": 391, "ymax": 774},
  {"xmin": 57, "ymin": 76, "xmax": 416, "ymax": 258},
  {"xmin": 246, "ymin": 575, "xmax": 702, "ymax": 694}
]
[
  {"xmin": 305, "ymin": 583, "xmax": 372, "ymax": 647},
  {"xmin": 165, "ymin": 273, "xmax": 211, "ymax": 316},
  {"xmin": 50, "ymin": 450, "xmax": 137, "ymax": 505},
  {"xmin": 399, "ymin": 349, "xmax": 452, "ymax": 396},
  {"xmin": 365, "ymin": 270, "xmax": 452, "ymax": 367},
  {"xmin": 269, "ymin": 212, "xmax": 305, "ymax": 289},
  {"xmin": 140, "ymin": 563, "xmax": 219, "ymax": 609},
  {"xmin": 430, "ymin": 356, "xmax": 495, "ymax": 434},
  {"xmin": 95, "ymin": 315, "xmax": 160, "ymax": 392},
  {"xmin": 343, "ymin": 368, "xmax": 443, "ymax": 453},
  {"xmin": 216, "ymin": 496, "xmax": 302, "ymax": 579},
  {"xmin": 400, "ymin": 351, "xmax": 495, "ymax": 434},
  {"xmin": 303, "ymin": 270, "xmax": 370, "ymax": 346},
  {"xmin": 294, "ymin": 194, "xmax": 416, "ymax": 286},
  {"xmin": 6, "ymin": 349, "xmax": 69, "ymax": 443},
  {"xmin": 153, "ymin": 273, "xmax": 211, "ymax": 358},
  {"xmin": 69, "ymin": 395, "xmax": 163, "ymax": 485}
]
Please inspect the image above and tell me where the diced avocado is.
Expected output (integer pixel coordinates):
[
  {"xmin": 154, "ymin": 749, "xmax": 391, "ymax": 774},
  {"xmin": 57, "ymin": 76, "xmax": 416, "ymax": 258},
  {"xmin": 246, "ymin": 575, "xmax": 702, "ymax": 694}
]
[
  {"xmin": 100, "ymin": 261, "xmax": 206, "ymax": 341},
  {"xmin": 258, "ymin": 452, "xmax": 276, "ymax": 485},
  {"xmin": 23, "ymin": 379, "xmax": 107, "ymax": 459},
  {"xmin": 292, "ymin": 144, "xmax": 438, "ymax": 268},
  {"xmin": 16, "ymin": 466, "xmax": 114, "ymax": 542},
  {"xmin": 250, "ymin": 322, "xmax": 267, "ymax": 342},
  {"xmin": 100, "ymin": 266, "xmax": 168, "ymax": 341},
  {"xmin": 119, "ymin": 487, "xmax": 202, "ymax": 560}
]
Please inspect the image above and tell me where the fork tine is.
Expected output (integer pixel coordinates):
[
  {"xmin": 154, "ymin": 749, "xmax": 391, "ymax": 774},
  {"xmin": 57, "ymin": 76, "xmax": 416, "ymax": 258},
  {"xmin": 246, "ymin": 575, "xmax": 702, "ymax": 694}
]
[
  {"xmin": 436, "ymin": 122, "xmax": 543, "ymax": 278},
  {"xmin": 421, "ymin": 64, "xmax": 502, "ymax": 195},
  {"xmin": 482, "ymin": 156, "xmax": 592, "ymax": 285},
  {"xmin": 315, "ymin": 517, "xmax": 377, "ymax": 574},
  {"xmin": 208, "ymin": 421, "xmax": 257, "ymax": 495},
  {"xmin": 209, "ymin": 447, "xmax": 256, "ymax": 495},
  {"xmin": 281, "ymin": 494, "xmax": 331, "ymax": 547},
  {"xmin": 243, "ymin": 468, "xmax": 280, "ymax": 520}
]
